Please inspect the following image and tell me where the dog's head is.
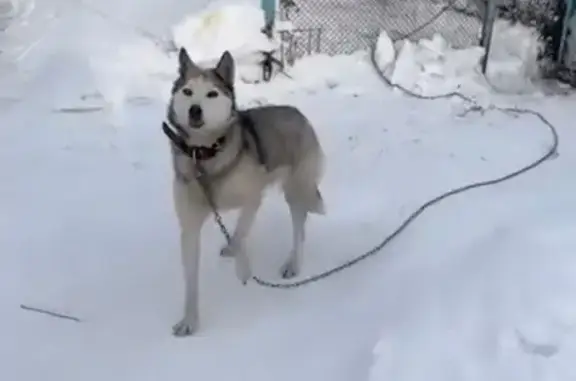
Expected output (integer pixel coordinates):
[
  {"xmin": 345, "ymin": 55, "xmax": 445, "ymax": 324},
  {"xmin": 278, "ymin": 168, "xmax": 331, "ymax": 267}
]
[{"xmin": 169, "ymin": 48, "xmax": 236, "ymax": 136}]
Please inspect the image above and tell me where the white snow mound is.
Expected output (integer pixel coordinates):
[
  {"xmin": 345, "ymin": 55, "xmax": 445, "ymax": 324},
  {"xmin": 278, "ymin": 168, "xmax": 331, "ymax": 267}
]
[
  {"xmin": 375, "ymin": 30, "xmax": 395, "ymax": 74},
  {"xmin": 485, "ymin": 19, "xmax": 543, "ymax": 93},
  {"xmin": 172, "ymin": 1, "xmax": 279, "ymax": 83},
  {"xmin": 378, "ymin": 20, "xmax": 544, "ymax": 97},
  {"xmin": 389, "ymin": 33, "xmax": 486, "ymax": 97}
]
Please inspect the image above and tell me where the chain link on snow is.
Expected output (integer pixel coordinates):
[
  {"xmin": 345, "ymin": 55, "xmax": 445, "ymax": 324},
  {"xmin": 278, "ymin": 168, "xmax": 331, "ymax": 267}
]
[{"xmin": 72, "ymin": 0, "xmax": 561, "ymax": 289}]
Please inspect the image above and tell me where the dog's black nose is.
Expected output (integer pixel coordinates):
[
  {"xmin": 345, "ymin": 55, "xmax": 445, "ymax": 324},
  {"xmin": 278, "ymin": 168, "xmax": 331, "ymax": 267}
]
[{"xmin": 189, "ymin": 105, "xmax": 203, "ymax": 122}]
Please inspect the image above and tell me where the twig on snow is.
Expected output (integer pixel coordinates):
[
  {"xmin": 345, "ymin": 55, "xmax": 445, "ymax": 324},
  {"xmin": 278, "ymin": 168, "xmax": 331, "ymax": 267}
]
[
  {"xmin": 52, "ymin": 106, "xmax": 105, "ymax": 114},
  {"xmin": 20, "ymin": 304, "xmax": 82, "ymax": 322}
]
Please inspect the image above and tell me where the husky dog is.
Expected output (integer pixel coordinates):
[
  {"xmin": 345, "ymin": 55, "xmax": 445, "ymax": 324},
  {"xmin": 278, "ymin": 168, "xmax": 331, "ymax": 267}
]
[{"xmin": 164, "ymin": 48, "xmax": 326, "ymax": 337}]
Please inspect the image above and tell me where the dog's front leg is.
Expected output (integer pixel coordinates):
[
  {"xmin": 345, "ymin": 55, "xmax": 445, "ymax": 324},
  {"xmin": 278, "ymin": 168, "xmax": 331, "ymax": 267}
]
[
  {"xmin": 220, "ymin": 200, "xmax": 261, "ymax": 284},
  {"xmin": 172, "ymin": 182, "xmax": 209, "ymax": 337}
]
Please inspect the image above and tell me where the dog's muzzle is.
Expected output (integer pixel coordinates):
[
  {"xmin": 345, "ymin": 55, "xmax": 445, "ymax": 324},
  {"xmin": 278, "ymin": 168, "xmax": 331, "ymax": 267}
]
[{"xmin": 189, "ymin": 105, "xmax": 204, "ymax": 128}]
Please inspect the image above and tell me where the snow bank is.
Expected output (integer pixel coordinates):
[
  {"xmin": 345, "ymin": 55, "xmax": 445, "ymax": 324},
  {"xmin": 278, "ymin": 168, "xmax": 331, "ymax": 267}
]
[
  {"xmin": 376, "ymin": 19, "xmax": 543, "ymax": 97},
  {"xmin": 235, "ymin": 51, "xmax": 375, "ymax": 104},
  {"xmin": 368, "ymin": 217, "xmax": 576, "ymax": 381},
  {"xmin": 485, "ymin": 20, "xmax": 543, "ymax": 93},
  {"xmin": 171, "ymin": 0, "xmax": 279, "ymax": 83},
  {"xmin": 374, "ymin": 30, "xmax": 395, "ymax": 76},
  {"xmin": 88, "ymin": 0, "xmax": 281, "ymax": 117}
]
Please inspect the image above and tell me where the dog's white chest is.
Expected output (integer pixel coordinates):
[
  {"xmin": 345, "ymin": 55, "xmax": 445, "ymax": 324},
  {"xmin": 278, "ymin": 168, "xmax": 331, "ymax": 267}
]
[
  {"xmin": 209, "ymin": 157, "xmax": 274, "ymax": 209},
  {"xmin": 176, "ymin": 150, "xmax": 288, "ymax": 211}
]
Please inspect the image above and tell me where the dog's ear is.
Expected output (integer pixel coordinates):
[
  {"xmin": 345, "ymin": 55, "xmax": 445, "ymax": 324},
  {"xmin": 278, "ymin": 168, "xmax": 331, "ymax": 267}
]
[
  {"xmin": 178, "ymin": 47, "xmax": 201, "ymax": 77},
  {"xmin": 214, "ymin": 50, "xmax": 235, "ymax": 88}
]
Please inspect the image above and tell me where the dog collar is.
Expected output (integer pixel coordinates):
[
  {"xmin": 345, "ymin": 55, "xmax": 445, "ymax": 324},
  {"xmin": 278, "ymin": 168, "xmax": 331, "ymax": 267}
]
[{"xmin": 162, "ymin": 121, "xmax": 227, "ymax": 161}]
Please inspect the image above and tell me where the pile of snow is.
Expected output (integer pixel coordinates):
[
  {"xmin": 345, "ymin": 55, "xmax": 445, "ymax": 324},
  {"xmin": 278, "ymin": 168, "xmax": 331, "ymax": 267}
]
[
  {"xmin": 389, "ymin": 33, "xmax": 486, "ymax": 96},
  {"xmin": 374, "ymin": 30, "xmax": 395, "ymax": 75},
  {"xmin": 485, "ymin": 19, "xmax": 543, "ymax": 93},
  {"xmin": 171, "ymin": 0, "xmax": 279, "ymax": 83},
  {"xmin": 375, "ymin": 19, "xmax": 543, "ymax": 97},
  {"xmin": 235, "ymin": 51, "xmax": 376, "ymax": 104},
  {"xmin": 87, "ymin": 0, "xmax": 282, "ymax": 116}
]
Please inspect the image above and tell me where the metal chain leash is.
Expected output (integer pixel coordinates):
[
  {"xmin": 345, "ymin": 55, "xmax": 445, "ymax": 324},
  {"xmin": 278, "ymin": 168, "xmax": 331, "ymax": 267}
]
[{"xmin": 193, "ymin": 162, "xmax": 233, "ymax": 244}]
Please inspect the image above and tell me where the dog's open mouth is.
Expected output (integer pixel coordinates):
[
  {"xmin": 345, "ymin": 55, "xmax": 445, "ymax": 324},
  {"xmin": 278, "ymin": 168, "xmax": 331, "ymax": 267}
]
[{"xmin": 189, "ymin": 121, "xmax": 205, "ymax": 129}]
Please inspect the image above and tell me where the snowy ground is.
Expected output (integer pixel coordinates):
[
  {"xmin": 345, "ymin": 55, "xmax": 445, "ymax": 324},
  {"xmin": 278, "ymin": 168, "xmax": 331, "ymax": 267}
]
[{"xmin": 2, "ymin": 1, "xmax": 576, "ymax": 381}]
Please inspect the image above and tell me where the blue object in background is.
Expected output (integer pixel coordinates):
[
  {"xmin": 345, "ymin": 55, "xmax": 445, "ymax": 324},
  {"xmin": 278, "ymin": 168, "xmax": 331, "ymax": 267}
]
[
  {"xmin": 260, "ymin": 0, "xmax": 275, "ymax": 30},
  {"xmin": 558, "ymin": 0, "xmax": 572, "ymax": 57}
]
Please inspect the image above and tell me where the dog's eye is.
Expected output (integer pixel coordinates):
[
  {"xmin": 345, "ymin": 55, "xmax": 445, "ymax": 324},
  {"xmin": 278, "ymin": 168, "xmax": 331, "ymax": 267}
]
[
  {"xmin": 206, "ymin": 90, "xmax": 219, "ymax": 98},
  {"xmin": 182, "ymin": 88, "xmax": 193, "ymax": 97}
]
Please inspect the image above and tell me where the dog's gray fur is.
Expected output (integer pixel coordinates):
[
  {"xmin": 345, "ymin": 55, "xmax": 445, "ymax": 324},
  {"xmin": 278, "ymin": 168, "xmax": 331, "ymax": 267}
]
[{"xmin": 167, "ymin": 48, "xmax": 326, "ymax": 336}]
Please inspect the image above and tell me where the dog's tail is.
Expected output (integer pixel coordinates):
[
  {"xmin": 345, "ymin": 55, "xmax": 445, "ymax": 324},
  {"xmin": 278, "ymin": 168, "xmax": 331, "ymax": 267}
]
[{"xmin": 287, "ymin": 148, "xmax": 326, "ymax": 215}]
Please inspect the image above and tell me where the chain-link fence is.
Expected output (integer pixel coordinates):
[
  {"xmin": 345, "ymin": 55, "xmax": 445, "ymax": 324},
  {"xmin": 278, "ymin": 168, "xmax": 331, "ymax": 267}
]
[{"xmin": 278, "ymin": 0, "xmax": 485, "ymax": 62}]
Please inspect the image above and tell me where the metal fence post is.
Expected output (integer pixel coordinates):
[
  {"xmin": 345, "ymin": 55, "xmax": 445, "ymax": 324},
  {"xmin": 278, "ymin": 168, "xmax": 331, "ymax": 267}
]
[
  {"xmin": 558, "ymin": 0, "xmax": 575, "ymax": 66},
  {"xmin": 480, "ymin": 0, "xmax": 497, "ymax": 74}
]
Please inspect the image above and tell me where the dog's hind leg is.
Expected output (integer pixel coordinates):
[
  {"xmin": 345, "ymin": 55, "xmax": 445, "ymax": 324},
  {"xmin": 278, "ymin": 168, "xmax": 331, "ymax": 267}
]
[
  {"xmin": 280, "ymin": 198, "xmax": 307, "ymax": 279},
  {"xmin": 172, "ymin": 182, "xmax": 209, "ymax": 337},
  {"xmin": 281, "ymin": 172, "xmax": 310, "ymax": 279},
  {"xmin": 279, "ymin": 152, "xmax": 325, "ymax": 279},
  {"xmin": 220, "ymin": 200, "xmax": 261, "ymax": 284}
]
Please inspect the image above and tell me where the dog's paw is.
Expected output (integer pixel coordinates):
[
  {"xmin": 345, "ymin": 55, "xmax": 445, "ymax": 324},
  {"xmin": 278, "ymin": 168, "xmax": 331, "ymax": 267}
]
[
  {"xmin": 235, "ymin": 254, "xmax": 252, "ymax": 285},
  {"xmin": 172, "ymin": 317, "xmax": 198, "ymax": 337},
  {"xmin": 220, "ymin": 242, "xmax": 236, "ymax": 258},
  {"xmin": 280, "ymin": 257, "xmax": 300, "ymax": 279},
  {"xmin": 221, "ymin": 241, "xmax": 251, "ymax": 284}
]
